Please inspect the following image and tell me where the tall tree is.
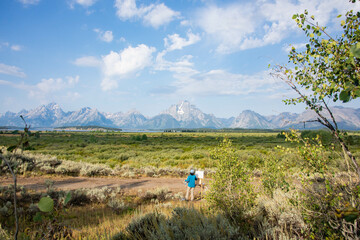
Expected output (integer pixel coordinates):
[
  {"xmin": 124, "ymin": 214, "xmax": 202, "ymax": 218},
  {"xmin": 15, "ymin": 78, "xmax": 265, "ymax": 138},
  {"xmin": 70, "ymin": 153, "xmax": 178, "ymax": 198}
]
[{"xmin": 272, "ymin": 1, "xmax": 360, "ymax": 177}]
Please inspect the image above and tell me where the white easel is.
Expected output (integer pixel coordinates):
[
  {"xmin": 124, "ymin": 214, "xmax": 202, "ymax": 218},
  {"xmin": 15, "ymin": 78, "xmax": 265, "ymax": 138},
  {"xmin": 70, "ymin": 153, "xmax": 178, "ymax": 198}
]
[{"xmin": 195, "ymin": 170, "xmax": 204, "ymax": 199}]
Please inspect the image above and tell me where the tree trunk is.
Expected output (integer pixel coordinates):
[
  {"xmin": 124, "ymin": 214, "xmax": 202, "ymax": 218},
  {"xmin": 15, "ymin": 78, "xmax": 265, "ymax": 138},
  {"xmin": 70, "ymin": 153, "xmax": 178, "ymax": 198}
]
[{"xmin": 333, "ymin": 131, "xmax": 360, "ymax": 179}]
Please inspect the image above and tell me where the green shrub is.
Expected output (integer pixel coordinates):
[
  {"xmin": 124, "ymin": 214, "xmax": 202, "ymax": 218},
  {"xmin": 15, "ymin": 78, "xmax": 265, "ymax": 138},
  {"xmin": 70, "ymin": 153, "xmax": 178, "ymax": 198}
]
[
  {"xmin": 300, "ymin": 130, "xmax": 334, "ymax": 146},
  {"xmin": 206, "ymin": 137, "xmax": 256, "ymax": 226}
]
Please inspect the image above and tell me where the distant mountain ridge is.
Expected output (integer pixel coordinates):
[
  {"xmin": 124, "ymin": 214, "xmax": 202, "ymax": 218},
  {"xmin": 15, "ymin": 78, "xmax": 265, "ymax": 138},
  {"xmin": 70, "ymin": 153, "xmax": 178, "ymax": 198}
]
[{"xmin": 1, "ymin": 101, "xmax": 360, "ymax": 130}]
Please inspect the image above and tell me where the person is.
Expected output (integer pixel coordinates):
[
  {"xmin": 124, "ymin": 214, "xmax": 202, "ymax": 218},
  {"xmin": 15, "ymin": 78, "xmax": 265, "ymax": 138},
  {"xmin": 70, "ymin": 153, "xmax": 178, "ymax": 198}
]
[{"xmin": 185, "ymin": 169, "xmax": 197, "ymax": 201}]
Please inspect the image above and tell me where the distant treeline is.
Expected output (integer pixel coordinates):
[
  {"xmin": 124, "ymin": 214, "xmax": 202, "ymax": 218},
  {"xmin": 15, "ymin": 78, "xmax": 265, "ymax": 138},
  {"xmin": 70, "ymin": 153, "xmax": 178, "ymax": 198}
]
[{"xmin": 163, "ymin": 128, "xmax": 283, "ymax": 133}]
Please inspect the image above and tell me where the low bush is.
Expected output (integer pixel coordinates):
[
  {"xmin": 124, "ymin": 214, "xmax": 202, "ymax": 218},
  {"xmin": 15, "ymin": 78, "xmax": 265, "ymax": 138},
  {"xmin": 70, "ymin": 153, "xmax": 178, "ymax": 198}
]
[
  {"xmin": 138, "ymin": 187, "xmax": 171, "ymax": 203},
  {"xmin": 113, "ymin": 207, "xmax": 240, "ymax": 240},
  {"xmin": 254, "ymin": 189, "xmax": 306, "ymax": 239},
  {"xmin": 54, "ymin": 161, "xmax": 81, "ymax": 176},
  {"xmin": 79, "ymin": 163, "xmax": 113, "ymax": 177},
  {"xmin": 107, "ymin": 197, "xmax": 129, "ymax": 214}
]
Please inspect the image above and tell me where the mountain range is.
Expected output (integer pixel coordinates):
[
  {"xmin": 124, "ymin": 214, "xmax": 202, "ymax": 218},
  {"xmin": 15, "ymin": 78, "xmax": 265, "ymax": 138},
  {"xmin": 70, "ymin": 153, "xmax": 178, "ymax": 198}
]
[{"xmin": 1, "ymin": 101, "xmax": 360, "ymax": 130}]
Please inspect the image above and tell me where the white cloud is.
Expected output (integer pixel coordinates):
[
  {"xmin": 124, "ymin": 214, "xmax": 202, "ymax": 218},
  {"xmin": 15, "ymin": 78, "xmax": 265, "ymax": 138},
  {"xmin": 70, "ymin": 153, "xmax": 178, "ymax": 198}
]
[
  {"xmin": 196, "ymin": 3, "xmax": 256, "ymax": 53},
  {"xmin": 143, "ymin": 3, "xmax": 180, "ymax": 28},
  {"xmin": 282, "ymin": 42, "xmax": 307, "ymax": 53},
  {"xmin": 70, "ymin": 0, "xmax": 97, "ymax": 8},
  {"xmin": 0, "ymin": 63, "xmax": 26, "ymax": 78},
  {"xmin": 94, "ymin": 29, "xmax": 114, "ymax": 42},
  {"xmin": 10, "ymin": 45, "xmax": 22, "ymax": 51},
  {"xmin": 101, "ymin": 44, "xmax": 156, "ymax": 90},
  {"xmin": 29, "ymin": 76, "xmax": 79, "ymax": 99},
  {"xmin": 34, "ymin": 76, "xmax": 79, "ymax": 94},
  {"xmin": 195, "ymin": 0, "xmax": 360, "ymax": 53},
  {"xmin": 0, "ymin": 80, "xmax": 28, "ymax": 93},
  {"xmin": 171, "ymin": 70, "xmax": 282, "ymax": 96},
  {"xmin": 1, "ymin": 42, "xmax": 23, "ymax": 51},
  {"xmin": 114, "ymin": 0, "xmax": 180, "ymax": 28},
  {"xmin": 0, "ymin": 75, "xmax": 80, "ymax": 101},
  {"xmin": 114, "ymin": 0, "xmax": 146, "ymax": 19},
  {"xmin": 155, "ymin": 52, "xmax": 197, "ymax": 75},
  {"xmin": 154, "ymin": 50, "xmax": 282, "ymax": 97},
  {"xmin": 101, "ymin": 31, "xmax": 114, "ymax": 42},
  {"xmin": 164, "ymin": 31, "xmax": 201, "ymax": 52},
  {"xmin": 73, "ymin": 56, "xmax": 101, "ymax": 67},
  {"xmin": 18, "ymin": 0, "xmax": 40, "ymax": 6}
]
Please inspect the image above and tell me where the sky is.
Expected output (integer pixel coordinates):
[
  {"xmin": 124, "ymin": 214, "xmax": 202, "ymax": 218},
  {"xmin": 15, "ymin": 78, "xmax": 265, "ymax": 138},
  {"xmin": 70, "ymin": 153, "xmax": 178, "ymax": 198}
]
[{"xmin": 0, "ymin": 0, "xmax": 359, "ymax": 118}]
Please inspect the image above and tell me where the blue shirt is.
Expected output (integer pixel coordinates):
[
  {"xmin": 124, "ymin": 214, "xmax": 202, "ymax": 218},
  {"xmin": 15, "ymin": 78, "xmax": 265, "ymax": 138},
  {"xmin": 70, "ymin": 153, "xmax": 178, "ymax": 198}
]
[{"xmin": 185, "ymin": 174, "xmax": 197, "ymax": 188}]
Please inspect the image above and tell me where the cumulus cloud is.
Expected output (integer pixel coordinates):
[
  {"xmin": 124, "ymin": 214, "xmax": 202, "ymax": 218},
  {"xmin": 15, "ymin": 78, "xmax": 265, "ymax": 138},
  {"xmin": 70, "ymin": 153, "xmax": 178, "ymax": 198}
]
[
  {"xmin": 18, "ymin": 0, "xmax": 40, "ymax": 6},
  {"xmin": 34, "ymin": 76, "xmax": 79, "ymax": 93},
  {"xmin": 73, "ymin": 56, "xmax": 101, "ymax": 67},
  {"xmin": 195, "ymin": 0, "xmax": 360, "ymax": 53},
  {"xmin": 29, "ymin": 76, "xmax": 79, "ymax": 98},
  {"xmin": 72, "ymin": 45, "xmax": 156, "ymax": 91},
  {"xmin": 101, "ymin": 44, "xmax": 156, "ymax": 90},
  {"xmin": 143, "ymin": 3, "xmax": 180, "ymax": 28},
  {"xmin": 115, "ymin": 0, "xmax": 149, "ymax": 19},
  {"xmin": 0, "ymin": 63, "xmax": 26, "ymax": 78},
  {"xmin": 164, "ymin": 31, "xmax": 201, "ymax": 52},
  {"xmin": 94, "ymin": 29, "xmax": 114, "ymax": 42},
  {"xmin": 196, "ymin": 3, "xmax": 256, "ymax": 53},
  {"xmin": 114, "ymin": 0, "xmax": 180, "ymax": 28}
]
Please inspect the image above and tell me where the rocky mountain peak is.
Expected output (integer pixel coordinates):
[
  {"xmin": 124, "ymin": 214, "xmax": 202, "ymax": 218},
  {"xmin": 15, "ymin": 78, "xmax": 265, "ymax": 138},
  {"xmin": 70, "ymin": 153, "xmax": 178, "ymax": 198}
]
[{"xmin": 0, "ymin": 102, "xmax": 359, "ymax": 130}]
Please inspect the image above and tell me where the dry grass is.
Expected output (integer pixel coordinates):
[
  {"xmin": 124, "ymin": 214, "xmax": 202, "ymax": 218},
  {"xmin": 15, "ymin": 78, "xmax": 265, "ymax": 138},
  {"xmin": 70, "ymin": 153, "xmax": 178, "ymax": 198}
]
[{"xmin": 68, "ymin": 200, "xmax": 204, "ymax": 239}]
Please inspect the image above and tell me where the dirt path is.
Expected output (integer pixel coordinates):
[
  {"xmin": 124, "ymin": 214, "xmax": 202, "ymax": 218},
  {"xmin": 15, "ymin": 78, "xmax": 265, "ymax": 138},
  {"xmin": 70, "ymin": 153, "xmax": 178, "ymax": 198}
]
[{"xmin": 0, "ymin": 176, "xmax": 207, "ymax": 195}]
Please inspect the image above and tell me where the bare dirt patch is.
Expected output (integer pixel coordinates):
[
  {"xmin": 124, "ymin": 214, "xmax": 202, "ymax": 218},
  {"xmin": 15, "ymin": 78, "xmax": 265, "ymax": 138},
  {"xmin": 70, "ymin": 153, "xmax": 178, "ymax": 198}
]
[{"xmin": 0, "ymin": 176, "xmax": 206, "ymax": 195}]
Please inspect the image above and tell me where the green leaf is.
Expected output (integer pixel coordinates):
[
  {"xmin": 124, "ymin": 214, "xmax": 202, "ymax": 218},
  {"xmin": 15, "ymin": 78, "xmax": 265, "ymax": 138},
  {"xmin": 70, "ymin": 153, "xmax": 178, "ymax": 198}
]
[
  {"xmin": 38, "ymin": 197, "xmax": 54, "ymax": 213},
  {"xmin": 353, "ymin": 88, "xmax": 360, "ymax": 98},
  {"xmin": 339, "ymin": 90, "xmax": 351, "ymax": 103},
  {"xmin": 33, "ymin": 212, "xmax": 42, "ymax": 222},
  {"xmin": 64, "ymin": 192, "xmax": 72, "ymax": 206},
  {"xmin": 7, "ymin": 145, "xmax": 17, "ymax": 152},
  {"xmin": 292, "ymin": 14, "xmax": 297, "ymax": 19},
  {"xmin": 350, "ymin": 44, "xmax": 360, "ymax": 58},
  {"xmin": 337, "ymin": 14, "xmax": 342, "ymax": 18},
  {"xmin": 309, "ymin": 33, "xmax": 314, "ymax": 38},
  {"xmin": 341, "ymin": 20, "xmax": 345, "ymax": 26},
  {"xmin": 344, "ymin": 213, "xmax": 359, "ymax": 223}
]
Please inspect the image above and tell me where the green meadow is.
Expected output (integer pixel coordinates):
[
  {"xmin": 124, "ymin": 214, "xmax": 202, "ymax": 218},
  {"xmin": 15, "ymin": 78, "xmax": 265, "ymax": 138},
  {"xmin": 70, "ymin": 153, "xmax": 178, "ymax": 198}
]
[{"xmin": 0, "ymin": 130, "xmax": 293, "ymax": 169}]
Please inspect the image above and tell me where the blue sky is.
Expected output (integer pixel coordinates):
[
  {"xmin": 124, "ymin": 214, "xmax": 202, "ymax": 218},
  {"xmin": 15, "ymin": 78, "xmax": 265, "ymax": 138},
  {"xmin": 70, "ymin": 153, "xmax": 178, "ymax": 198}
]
[{"xmin": 0, "ymin": 0, "xmax": 359, "ymax": 118}]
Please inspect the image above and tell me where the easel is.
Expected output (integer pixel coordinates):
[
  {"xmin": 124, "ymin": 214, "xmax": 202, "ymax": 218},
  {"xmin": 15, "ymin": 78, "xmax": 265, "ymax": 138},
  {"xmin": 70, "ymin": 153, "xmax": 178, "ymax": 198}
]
[{"xmin": 195, "ymin": 170, "xmax": 204, "ymax": 200}]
